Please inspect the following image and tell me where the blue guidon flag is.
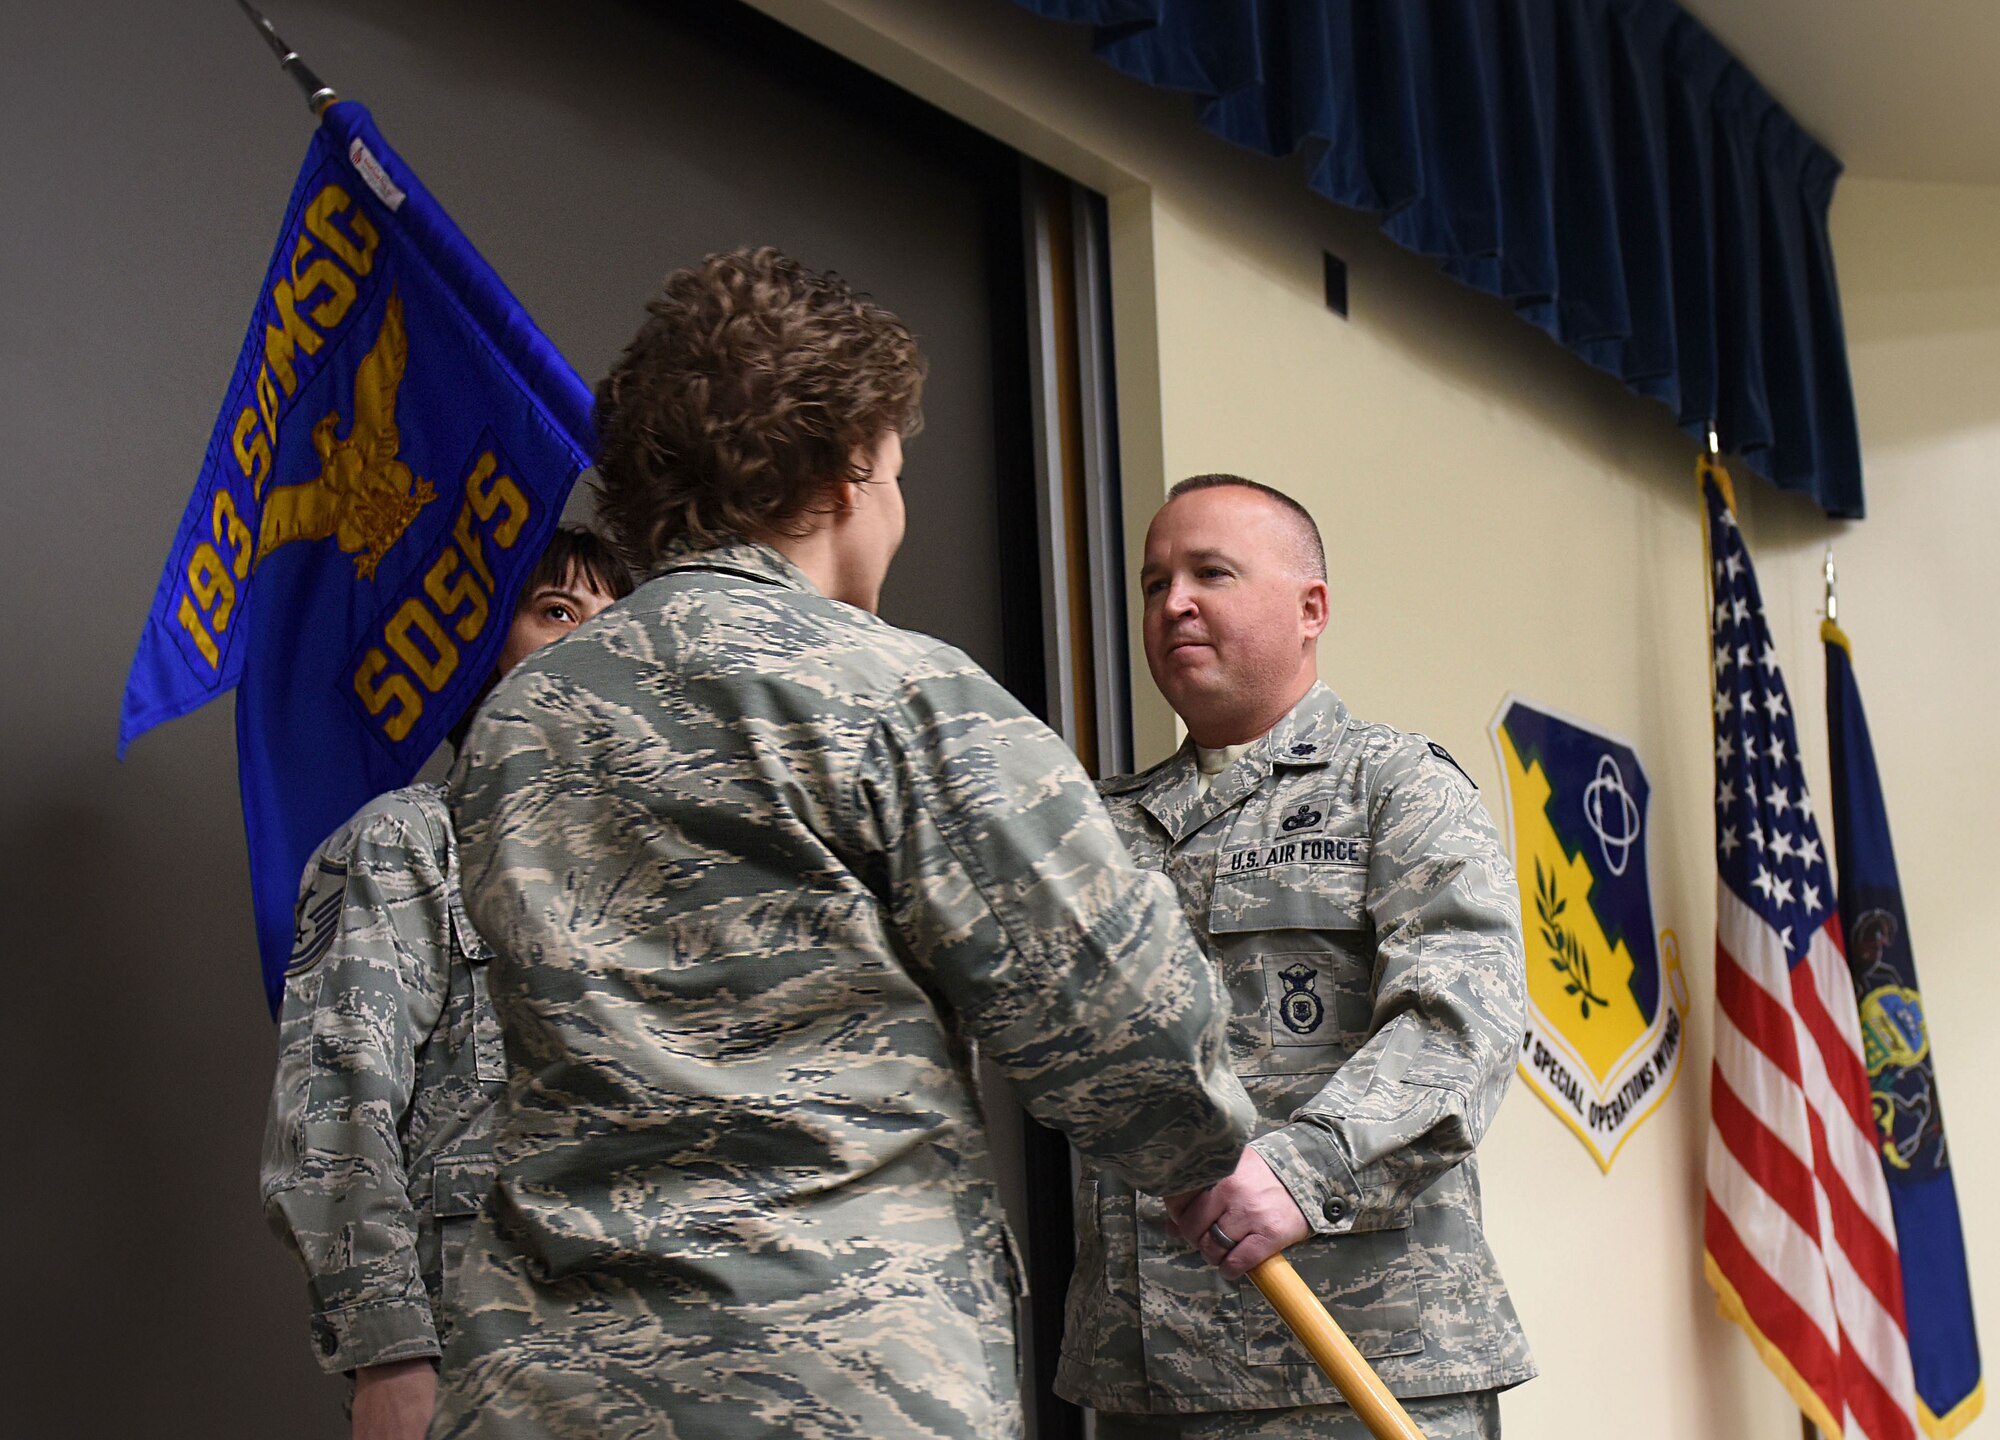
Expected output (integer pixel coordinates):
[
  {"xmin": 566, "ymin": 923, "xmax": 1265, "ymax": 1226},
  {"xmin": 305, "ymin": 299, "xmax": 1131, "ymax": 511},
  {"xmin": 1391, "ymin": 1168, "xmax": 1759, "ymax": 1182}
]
[
  {"xmin": 1825, "ymin": 617, "xmax": 1983, "ymax": 1438},
  {"xmin": 119, "ymin": 102, "xmax": 591, "ymax": 1013}
]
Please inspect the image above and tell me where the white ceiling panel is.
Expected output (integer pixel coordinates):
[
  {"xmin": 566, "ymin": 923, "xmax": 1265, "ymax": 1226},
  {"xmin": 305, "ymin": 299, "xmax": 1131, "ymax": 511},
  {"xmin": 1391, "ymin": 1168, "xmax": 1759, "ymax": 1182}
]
[{"xmin": 1677, "ymin": 0, "xmax": 2000, "ymax": 185}]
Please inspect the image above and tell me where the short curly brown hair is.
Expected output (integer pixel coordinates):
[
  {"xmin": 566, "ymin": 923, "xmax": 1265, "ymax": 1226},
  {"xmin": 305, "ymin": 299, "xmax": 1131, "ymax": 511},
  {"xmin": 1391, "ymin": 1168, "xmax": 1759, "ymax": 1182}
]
[{"xmin": 592, "ymin": 247, "xmax": 925, "ymax": 570}]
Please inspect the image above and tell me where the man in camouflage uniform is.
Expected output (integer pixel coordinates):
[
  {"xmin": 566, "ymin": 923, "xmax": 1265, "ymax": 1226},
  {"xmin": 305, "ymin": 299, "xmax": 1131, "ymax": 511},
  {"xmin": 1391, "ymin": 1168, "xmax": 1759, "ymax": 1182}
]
[
  {"xmin": 430, "ymin": 249, "xmax": 1254, "ymax": 1440},
  {"xmin": 262, "ymin": 529, "xmax": 631, "ymax": 1440},
  {"xmin": 1057, "ymin": 476, "xmax": 1536, "ymax": 1439}
]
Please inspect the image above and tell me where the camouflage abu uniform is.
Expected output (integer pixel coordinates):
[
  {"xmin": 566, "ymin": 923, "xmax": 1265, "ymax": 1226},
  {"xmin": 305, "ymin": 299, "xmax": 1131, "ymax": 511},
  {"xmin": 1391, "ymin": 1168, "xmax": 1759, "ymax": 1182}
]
[
  {"xmin": 262, "ymin": 783, "xmax": 507, "ymax": 1373},
  {"xmin": 433, "ymin": 539, "xmax": 1254, "ymax": 1440},
  {"xmin": 1058, "ymin": 683, "xmax": 1535, "ymax": 1419}
]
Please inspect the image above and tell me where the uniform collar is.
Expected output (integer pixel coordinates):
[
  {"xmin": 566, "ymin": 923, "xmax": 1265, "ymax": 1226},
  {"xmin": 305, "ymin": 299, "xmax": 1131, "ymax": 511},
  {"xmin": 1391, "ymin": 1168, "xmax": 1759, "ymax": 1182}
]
[
  {"xmin": 1267, "ymin": 681, "xmax": 1350, "ymax": 767},
  {"xmin": 1134, "ymin": 682, "xmax": 1351, "ymax": 843},
  {"xmin": 652, "ymin": 536, "xmax": 820, "ymax": 595}
]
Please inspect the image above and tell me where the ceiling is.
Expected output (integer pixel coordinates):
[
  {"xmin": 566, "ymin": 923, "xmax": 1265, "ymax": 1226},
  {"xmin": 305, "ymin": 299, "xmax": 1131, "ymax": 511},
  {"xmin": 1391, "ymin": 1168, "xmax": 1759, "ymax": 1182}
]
[{"xmin": 1676, "ymin": 0, "xmax": 2000, "ymax": 186}]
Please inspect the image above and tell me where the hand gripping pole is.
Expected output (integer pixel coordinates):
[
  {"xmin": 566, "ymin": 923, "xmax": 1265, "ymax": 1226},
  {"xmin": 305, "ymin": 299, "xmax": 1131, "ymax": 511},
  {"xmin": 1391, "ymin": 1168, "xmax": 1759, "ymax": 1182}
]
[{"xmin": 1246, "ymin": 1255, "xmax": 1429, "ymax": 1440}]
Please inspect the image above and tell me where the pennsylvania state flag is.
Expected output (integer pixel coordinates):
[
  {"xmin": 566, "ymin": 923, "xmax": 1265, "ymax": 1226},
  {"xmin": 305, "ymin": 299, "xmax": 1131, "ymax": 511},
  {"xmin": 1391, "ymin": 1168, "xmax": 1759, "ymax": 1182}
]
[
  {"xmin": 119, "ymin": 103, "xmax": 591, "ymax": 1013},
  {"xmin": 1825, "ymin": 620, "xmax": 1983, "ymax": 1437}
]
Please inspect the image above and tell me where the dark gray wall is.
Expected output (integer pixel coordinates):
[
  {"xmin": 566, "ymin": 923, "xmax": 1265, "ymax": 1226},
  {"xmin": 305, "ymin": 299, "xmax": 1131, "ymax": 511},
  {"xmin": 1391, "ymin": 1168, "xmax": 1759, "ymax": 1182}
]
[{"xmin": 2, "ymin": 3, "xmax": 1016, "ymax": 1432}]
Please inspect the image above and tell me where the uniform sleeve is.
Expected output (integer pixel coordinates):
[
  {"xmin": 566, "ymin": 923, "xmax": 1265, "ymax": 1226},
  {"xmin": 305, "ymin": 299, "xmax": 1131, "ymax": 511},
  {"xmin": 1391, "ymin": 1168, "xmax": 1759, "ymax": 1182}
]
[
  {"xmin": 259, "ymin": 802, "xmax": 455, "ymax": 1373},
  {"xmin": 1251, "ymin": 744, "xmax": 1527, "ymax": 1235},
  {"xmin": 854, "ymin": 662, "xmax": 1253, "ymax": 1196}
]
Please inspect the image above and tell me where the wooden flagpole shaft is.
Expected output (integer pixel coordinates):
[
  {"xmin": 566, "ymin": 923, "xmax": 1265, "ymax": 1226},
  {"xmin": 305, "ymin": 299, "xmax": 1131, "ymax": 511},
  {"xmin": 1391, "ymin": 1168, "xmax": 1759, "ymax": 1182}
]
[{"xmin": 1247, "ymin": 1255, "xmax": 1428, "ymax": 1440}]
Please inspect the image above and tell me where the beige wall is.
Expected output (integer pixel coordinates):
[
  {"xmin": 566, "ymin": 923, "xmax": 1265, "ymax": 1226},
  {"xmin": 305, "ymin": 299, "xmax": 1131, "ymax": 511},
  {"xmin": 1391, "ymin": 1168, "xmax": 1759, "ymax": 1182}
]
[{"xmin": 752, "ymin": 2, "xmax": 1998, "ymax": 1434}]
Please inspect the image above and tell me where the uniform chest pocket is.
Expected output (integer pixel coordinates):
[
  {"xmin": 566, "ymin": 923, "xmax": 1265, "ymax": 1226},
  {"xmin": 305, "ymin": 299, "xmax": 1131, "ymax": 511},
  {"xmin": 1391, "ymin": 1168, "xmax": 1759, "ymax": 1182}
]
[
  {"xmin": 1208, "ymin": 865, "xmax": 1372, "ymax": 1079},
  {"xmin": 1209, "ymin": 844, "xmax": 1369, "ymax": 934}
]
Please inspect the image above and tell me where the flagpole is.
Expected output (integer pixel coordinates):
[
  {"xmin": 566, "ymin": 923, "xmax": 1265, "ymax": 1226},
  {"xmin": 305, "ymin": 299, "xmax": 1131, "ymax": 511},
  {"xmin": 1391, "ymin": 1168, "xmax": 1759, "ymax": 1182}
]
[
  {"xmin": 1824, "ymin": 547, "xmax": 1838, "ymax": 625},
  {"xmin": 233, "ymin": 0, "xmax": 338, "ymax": 114},
  {"xmin": 1248, "ymin": 1256, "xmax": 1429, "ymax": 1439}
]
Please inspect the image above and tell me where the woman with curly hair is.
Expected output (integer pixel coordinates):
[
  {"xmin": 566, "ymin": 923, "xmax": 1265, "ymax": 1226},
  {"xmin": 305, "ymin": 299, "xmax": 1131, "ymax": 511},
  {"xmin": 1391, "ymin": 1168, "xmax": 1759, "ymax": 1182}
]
[{"xmin": 433, "ymin": 249, "xmax": 1251, "ymax": 1440}]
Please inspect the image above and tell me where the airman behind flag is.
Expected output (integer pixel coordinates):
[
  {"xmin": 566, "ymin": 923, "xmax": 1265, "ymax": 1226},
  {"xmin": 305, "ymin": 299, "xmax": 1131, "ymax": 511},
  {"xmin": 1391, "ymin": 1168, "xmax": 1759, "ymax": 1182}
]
[
  {"xmin": 1825, "ymin": 619, "xmax": 1983, "ymax": 1438},
  {"xmin": 119, "ymin": 101, "xmax": 591, "ymax": 1013}
]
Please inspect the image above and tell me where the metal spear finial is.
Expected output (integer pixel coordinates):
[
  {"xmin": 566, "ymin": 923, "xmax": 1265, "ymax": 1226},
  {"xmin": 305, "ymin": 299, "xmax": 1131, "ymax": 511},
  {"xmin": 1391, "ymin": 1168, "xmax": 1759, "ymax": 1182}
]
[
  {"xmin": 235, "ymin": 0, "xmax": 338, "ymax": 113},
  {"xmin": 1824, "ymin": 546, "xmax": 1838, "ymax": 624}
]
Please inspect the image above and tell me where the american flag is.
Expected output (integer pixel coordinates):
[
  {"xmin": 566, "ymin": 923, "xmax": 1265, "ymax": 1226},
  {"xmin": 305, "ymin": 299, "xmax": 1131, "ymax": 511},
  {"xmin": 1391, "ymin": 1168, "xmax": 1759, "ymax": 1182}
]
[{"xmin": 1699, "ymin": 461, "xmax": 1920, "ymax": 1440}]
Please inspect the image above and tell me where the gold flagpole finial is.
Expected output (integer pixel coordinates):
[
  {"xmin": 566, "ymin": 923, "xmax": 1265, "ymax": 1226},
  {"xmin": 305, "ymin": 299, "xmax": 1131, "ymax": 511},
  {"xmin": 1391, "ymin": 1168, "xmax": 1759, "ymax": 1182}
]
[
  {"xmin": 1824, "ymin": 546, "xmax": 1838, "ymax": 625},
  {"xmin": 1697, "ymin": 420, "xmax": 1736, "ymax": 512},
  {"xmin": 234, "ymin": 0, "xmax": 338, "ymax": 114}
]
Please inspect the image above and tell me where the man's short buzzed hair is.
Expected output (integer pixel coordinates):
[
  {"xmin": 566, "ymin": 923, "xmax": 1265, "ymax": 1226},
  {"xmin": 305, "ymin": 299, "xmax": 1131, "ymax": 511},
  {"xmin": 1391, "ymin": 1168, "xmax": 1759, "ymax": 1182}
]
[{"xmin": 1167, "ymin": 473, "xmax": 1327, "ymax": 581}]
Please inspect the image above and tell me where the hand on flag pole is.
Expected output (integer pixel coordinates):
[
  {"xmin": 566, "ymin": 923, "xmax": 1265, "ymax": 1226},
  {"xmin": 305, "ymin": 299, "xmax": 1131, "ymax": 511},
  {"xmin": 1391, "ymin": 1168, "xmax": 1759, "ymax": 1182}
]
[
  {"xmin": 1167, "ymin": 1150, "xmax": 1431, "ymax": 1440},
  {"xmin": 1165, "ymin": 1146, "xmax": 1308, "ymax": 1278}
]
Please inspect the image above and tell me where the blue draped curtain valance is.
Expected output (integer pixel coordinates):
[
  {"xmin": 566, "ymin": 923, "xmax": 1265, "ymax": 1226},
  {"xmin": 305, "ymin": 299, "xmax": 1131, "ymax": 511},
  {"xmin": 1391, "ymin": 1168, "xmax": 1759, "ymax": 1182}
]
[{"xmin": 1013, "ymin": 0, "xmax": 1865, "ymax": 517}]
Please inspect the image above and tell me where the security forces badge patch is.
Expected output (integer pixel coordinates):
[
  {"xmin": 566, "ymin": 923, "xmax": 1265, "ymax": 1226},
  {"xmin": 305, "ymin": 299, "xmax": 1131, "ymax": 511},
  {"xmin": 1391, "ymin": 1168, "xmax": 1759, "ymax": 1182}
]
[
  {"xmin": 1492, "ymin": 697, "xmax": 1688, "ymax": 1169},
  {"xmin": 1276, "ymin": 961, "xmax": 1326, "ymax": 1036}
]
